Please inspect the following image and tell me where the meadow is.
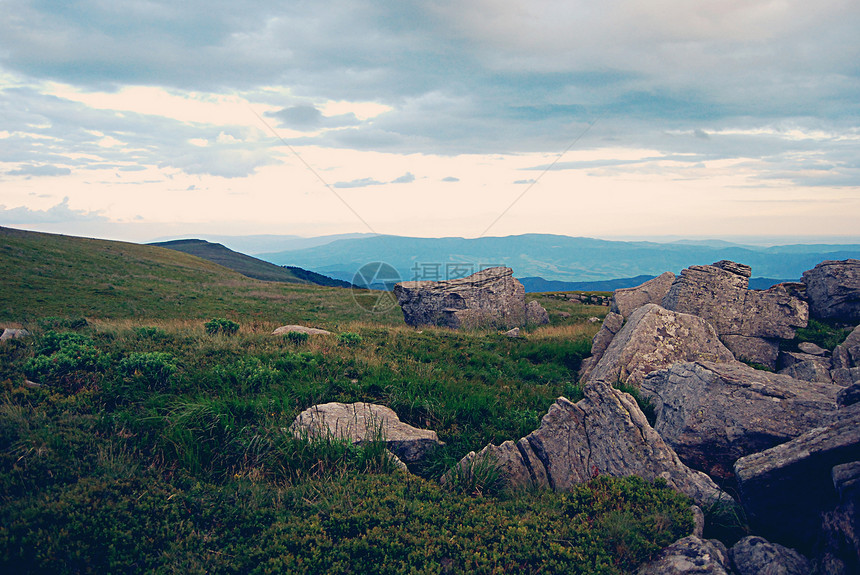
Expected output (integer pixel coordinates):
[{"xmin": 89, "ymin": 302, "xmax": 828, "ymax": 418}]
[{"xmin": 0, "ymin": 226, "xmax": 696, "ymax": 574}]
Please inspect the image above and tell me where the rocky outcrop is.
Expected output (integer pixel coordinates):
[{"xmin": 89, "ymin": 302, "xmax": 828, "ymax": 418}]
[
  {"xmin": 729, "ymin": 536, "xmax": 811, "ymax": 575},
  {"xmin": 637, "ymin": 536, "xmax": 732, "ymax": 575},
  {"xmin": 611, "ymin": 272, "xmax": 676, "ymax": 319},
  {"xmin": 582, "ymin": 304, "xmax": 735, "ymax": 387},
  {"xmin": 290, "ymin": 402, "xmax": 443, "ymax": 463},
  {"xmin": 526, "ymin": 299, "xmax": 550, "ymax": 325},
  {"xmin": 802, "ymin": 259, "xmax": 860, "ymax": 323},
  {"xmin": 642, "ymin": 361, "xmax": 841, "ymax": 480},
  {"xmin": 662, "ymin": 261, "xmax": 808, "ymax": 368},
  {"xmin": 272, "ymin": 325, "xmax": 333, "ymax": 336},
  {"xmin": 734, "ymin": 405, "xmax": 860, "ymax": 553},
  {"xmin": 447, "ymin": 381, "xmax": 729, "ymax": 507},
  {"xmin": 393, "ymin": 267, "xmax": 549, "ymax": 329}
]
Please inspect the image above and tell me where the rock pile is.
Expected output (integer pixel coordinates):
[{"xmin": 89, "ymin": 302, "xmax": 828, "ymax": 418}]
[
  {"xmin": 661, "ymin": 261, "xmax": 808, "ymax": 368},
  {"xmin": 393, "ymin": 267, "xmax": 549, "ymax": 329}
]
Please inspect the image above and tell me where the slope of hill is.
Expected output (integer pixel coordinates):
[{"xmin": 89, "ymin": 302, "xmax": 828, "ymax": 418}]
[
  {"xmin": 0, "ymin": 226, "xmax": 390, "ymax": 324},
  {"xmin": 259, "ymin": 234, "xmax": 860, "ymax": 283},
  {"xmin": 149, "ymin": 239, "xmax": 351, "ymax": 287}
]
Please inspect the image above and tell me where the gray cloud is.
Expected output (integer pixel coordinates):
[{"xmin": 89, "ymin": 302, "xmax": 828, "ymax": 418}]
[
  {"xmin": 442, "ymin": 176, "xmax": 459, "ymax": 182},
  {"xmin": 0, "ymin": 197, "xmax": 108, "ymax": 223},
  {"xmin": 333, "ymin": 177, "xmax": 386, "ymax": 189},
  {"xmin": 390, "ymin": 172, "xmax": 415, "ymax": 184},
  {"xmin": 0, "ymin": 0, "xmax": 857, "ymax": 180},
  {"xmin": 7, "ymin": 164, "xmax": 71, "ymax": 177}
]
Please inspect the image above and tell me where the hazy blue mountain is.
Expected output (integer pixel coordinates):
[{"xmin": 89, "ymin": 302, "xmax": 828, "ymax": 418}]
[
  {"xmin": 258, "ymin": 234, "xmax": 860, "ymax": 284},
  {"xmin": 150, "ymin": 233, "xmax": 373, "ymax": 255}
]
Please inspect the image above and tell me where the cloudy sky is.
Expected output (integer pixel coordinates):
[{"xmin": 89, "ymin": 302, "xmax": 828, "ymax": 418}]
[{"xmin": 1, "ymin": 0, "xmax": 859, "ymax": 243}]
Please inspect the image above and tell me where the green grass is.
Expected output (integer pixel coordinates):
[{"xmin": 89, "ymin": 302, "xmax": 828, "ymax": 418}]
[{"xmin": 0, "ymin": 226, "xmax": 697, "ymax": 574}]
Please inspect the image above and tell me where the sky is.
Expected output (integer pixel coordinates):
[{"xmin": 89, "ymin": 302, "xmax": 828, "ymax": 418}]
[{"xmin": 1, "ymin": 0, "xmax": 859, "ymax": 244}]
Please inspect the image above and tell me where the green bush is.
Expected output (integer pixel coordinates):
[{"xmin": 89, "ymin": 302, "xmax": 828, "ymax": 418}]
[
  {"xmin": 792, "ymin": 318, "xmax": 853, "ymax": 351},
  {"xmin": 285, "ymin": 331, "xmax": 309, "ymax": 345},
  {"xmin": 132, "ymin": 326, "xmax": 168, "ymax": 341},
  {"xmin": 338, "ymin": 332, "xmax": 363, "ymax": 347},
  {"xmin": 119, "ymin": 352, "xmax": 177, "ymax": 390},
  {"xmin": 205, "ymin": 318, "xmax": 240, "ymax": 336},
  {"xmin": 23, "ymin": 331, "xmax": 108, "ymax": 391}
]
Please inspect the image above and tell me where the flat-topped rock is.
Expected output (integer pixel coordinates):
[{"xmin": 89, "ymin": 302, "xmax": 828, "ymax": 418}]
[
  {"xmin": 393, "ymin": 267, "xmax": 548, "ymax": 329},
  {"xmin": 273, "ymin": 325, "xmax": 332, "ymax": 336},
  {"xmin": 802, "ymin": 259, "xmax": 860, "ymax": 323},
  {"xmin": 642, "ymin": 360, "xmax": 841, "ymax": 480},
  {"xmin": 290, "ymin": 402, "xmax": 443, "ymax": 463},
  {"xmin": 637, "ymin": 536, "xmax": 732, "ymax": 575},
  {"xmin": 583, "ymin": 304, "xmax": 735, "ymax": 387}
]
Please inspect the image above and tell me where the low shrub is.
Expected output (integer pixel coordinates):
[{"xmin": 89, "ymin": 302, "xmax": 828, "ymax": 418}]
[
  {"xmin": 205, "ymin": 318, "xmax": 240, "ymax": 336},
  {"xmin": 338, "ymin": 332, "xmax": 363, "ymax": 347},
  {"xmin": 36, "ymin": 316, "xmax": 89, "ymax": 331},
  {"xmin": 284, "ymin": 331, "xmax": 309, "ymax": 345},
  {"xmin": 119, "ymin": 352, "xmax": 177, "ymax": 390}
]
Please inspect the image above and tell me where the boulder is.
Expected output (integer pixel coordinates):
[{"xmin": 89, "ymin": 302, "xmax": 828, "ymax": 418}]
[
  {"xmin": 393, "ymin": 267, "xmax": 549, "ymax": 329},
  {"xmin": 272, "ymin": 325, "xmax": 332, "ymax": 336},
  {"xmin": 637, "ymin": 536, "xmax": 732, "ymax": 575},
  {"xmin": 0, "ymin": 328, "xmax": 31, "ymax": 340},
  {"xmin": 504, "ymin": 327, "xmax": 521, "ymax": 338},
  {"xmin": 578, "ymin": 311, "xmax": 624, "ymax": 382},
  {"xmin": 662, "ymin": 261, "xmax": 808, "ymax": 368},
  {"xmin": 290, "ymin": 402, "xmax": 443, "ymax": 463},
  {"xmin": 642, "ymin": 361, "xmax": 841, "ymax": 481},
  {"xmin": 838, "ymin": 383, "xmax": 860, "ymax": 407},
  {"xmin": 583, "ymin": 304, "xmax": 735, "ymax": 387},
  {"xmin": 816, "ymin": 461, "xmax": 860, "ymax": 574},
  {"xmin": 447, "ymin": 381, "xmax": 729, "ymax": 507},
  {"xmin": 778, "ymin": 351, "xmax": 834, "ymax": 383},
  {"xmin": 729, "ymin": 536, "xmax": 811, "ymax": 575},
  {"xmin": 802, "ymin": 259, "xmax": 860, "ymax": 323},
  {"xmin": 734, "ymin": 405, "xmax": 860, "ymax": 552},
  {"xmin": 526, "ymin": 300, "xmax": 550, "ymax": 325},
  {"xmin": 800, "ymin": 341, "xmax": 830, "ymax": 356},
  {"xmin": 611, "ymin": 272, "xmax": 676, "ymax": 319}
]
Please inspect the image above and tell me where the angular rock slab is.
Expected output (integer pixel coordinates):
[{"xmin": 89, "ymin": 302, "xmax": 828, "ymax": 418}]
[
  {"xmin": 610, "ymin": 271, "xmax": 676, "ymax": 319},
  {"xmin": 734, "ymin": 405, "xmax": 860, "ymax": 551},
  {"xmin": 272, "ymin": 325, "xmax": 332, "ymax": 336},
  {"xmin": 802, "ymin": 259, "xmax": 860, "ymax": 323},
  {"xmin": 832, "ymin": 324, "xmax": 860, "ymax": 386},
  {"xmin": 393, "ymin": 266, "xmax": 548, "ymax": 329},
  {"xmin": 642, "ymin": 361, "xmax": 840, "ymax": 480},
  {"xmin": 449, "ymin": 382, "xmax": 729, "ymax": 507},
  {"xmin": 578, "ymin": 311, "xmax": 623, "ymax": 382},
  {"xmin": 583, "ymin": 304, "xmax": 736, "ymax": 387},
  {"xmin": 637, "ymin": 536, "xmax": 732, "ymax": 575},
  {"xmin": 290, "ymin": 402, "xmax": 443, "ymax": 463}
]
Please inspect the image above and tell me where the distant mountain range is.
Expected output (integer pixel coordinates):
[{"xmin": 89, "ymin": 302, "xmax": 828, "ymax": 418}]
[
  {"xmin": 255, "ymin": 233, "xmax": 860, "ymax": 289},
  {"xmin": 149, "ymin": 239, "xmax": 351, "ymax": 288}
]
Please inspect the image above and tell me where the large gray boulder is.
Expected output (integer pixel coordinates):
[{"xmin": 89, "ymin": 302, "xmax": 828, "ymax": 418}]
[
  {"xmin": 734, "ymin": 404, "xmax": 860, "ymax": 552},
  {"xmin": 637, "ymin": 536, "xmax": 732, "ymax": 575},
  {"xmin": 642, "ymin": 361, "xmax": 841, "ymax": 480},
  {"xmin": 272, "ymin": 325, "xmax": 332, "ymax": 336},
  {"xmin": 583, "ymin": 304, "xmax": 736, "ymax": 387},
  {"xmin": 802, "ymin": 259, "xmax": 860, "ymax": 323},
  {"xmin": 778, "ymin": 351, "xmax": 834, "ymax": 383},
  {"xmin": 393, "ymin": 267, "xmax": 549, "ymax": 329},
  {"xmin": 447, "ymin": 381, "xmax": 729, "ymax": 507},
  {"xmin": 662, "ymin": 261, "xmax": 808, "ymax": 368},
  {"xmin": 290, "ymin": 402, "xmax": 443, "ymax": 463},
  {"xmin": 0, "ymin": 328, "xmax": 31, "ymax": 341},
  {"xmin": 611, "ymin": 272, "xmax": 676, "ymax": 319},
  {"xmin": 729, "ymin": 536, "xmax": 811, "ymax": 575}
]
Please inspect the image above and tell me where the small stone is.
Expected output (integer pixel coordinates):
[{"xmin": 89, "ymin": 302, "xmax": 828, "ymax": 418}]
[
  {"xmin": 504, "ymin": 327, "xmax": 521, "ymax": 338},
  {"xmin": 272, "ymin": 325, "xmax": 332, "ymax": 336},
  {"xmin": 799, "ymin": 341, "xmax": 829, "ymax": 356}
]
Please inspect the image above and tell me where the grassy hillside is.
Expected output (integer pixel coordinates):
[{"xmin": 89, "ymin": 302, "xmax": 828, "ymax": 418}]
[
  {"xmin": 150, "ymin": 238, "xmax": 352, "ymax": 288},
  {"xmin": 0, "ymin": 226, "xmax": 395, "ymax": 326},
  {"xmin": 0, "ymin": 227, "xmax": 701, "ymax": 574}
]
